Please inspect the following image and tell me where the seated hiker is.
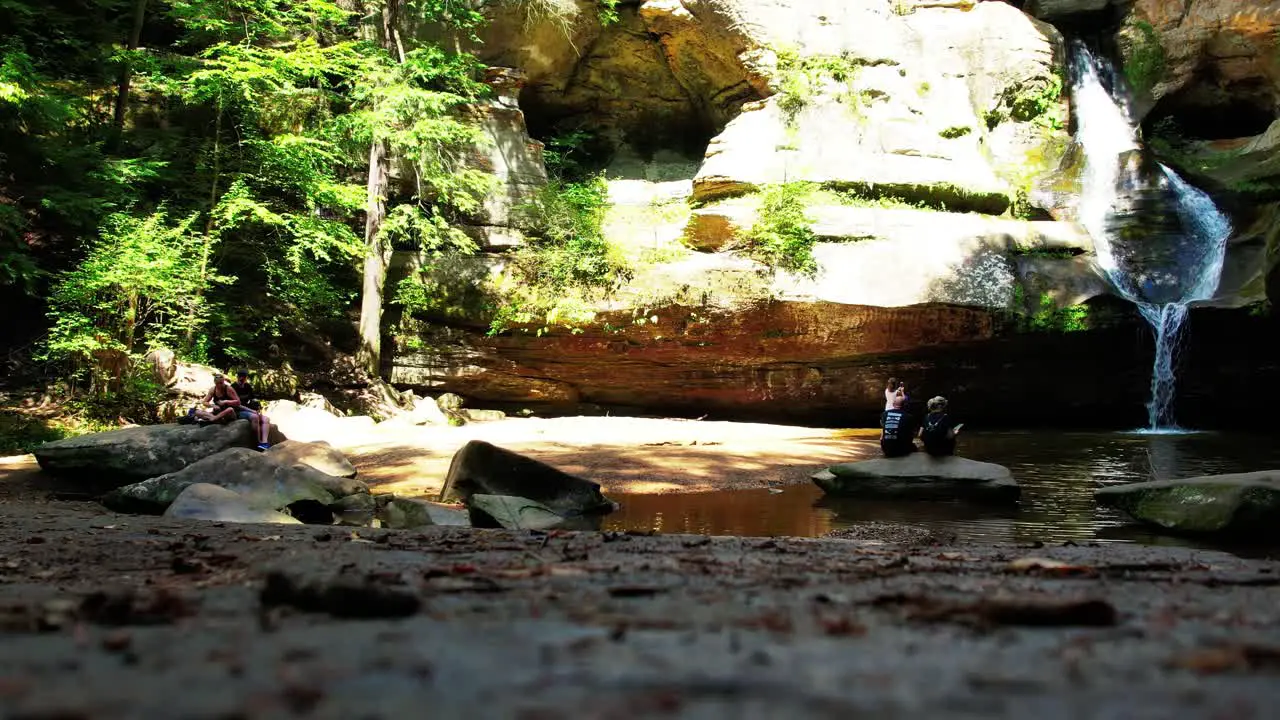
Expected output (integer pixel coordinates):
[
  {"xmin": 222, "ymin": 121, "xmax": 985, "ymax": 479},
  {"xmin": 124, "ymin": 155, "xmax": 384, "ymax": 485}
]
[
  {"xmin": 199, "ymin": 372, "xmax": 240, "ymax": 424},
  {"xmin": 231, "ymin": 369, "xmax": 272, "ymax": 451},
  {"xmin": 880, "ymin": 395, "xmax": 919, "ymax": 458},
  {"xmin": 921, "ymin": 396, "xmax": 963, "ymax": 457}
]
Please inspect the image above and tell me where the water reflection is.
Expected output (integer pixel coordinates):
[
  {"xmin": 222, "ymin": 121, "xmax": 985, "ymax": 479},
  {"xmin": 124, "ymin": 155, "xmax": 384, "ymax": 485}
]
[{"xmin": 603, "ymin": 431, "xmax": 1280, "ymax": 550}]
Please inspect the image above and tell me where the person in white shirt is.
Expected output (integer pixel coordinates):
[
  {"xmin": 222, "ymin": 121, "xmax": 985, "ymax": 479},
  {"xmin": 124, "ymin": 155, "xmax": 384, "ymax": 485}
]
[{"xmin": 882, "ymin": 377, "xmax": 906, "ymax": 427}]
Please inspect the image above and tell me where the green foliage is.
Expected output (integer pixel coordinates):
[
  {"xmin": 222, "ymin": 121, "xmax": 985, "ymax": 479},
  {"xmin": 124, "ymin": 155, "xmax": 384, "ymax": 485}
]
[
  {"xmin": 774, "ymin": 49, "xmax": 863, "ymax": 125},
  {"xmin": 743, "ymin": 183, "xmax": 819, "ymax": 277},
  {"xmin": 1014, "ymin": 247, "xmax": 1078, "ymax": 259},
  {"xmin": 541, "ymin": 129, "xmax": 611, "ymax": 181},
  {"xmin": 939, "ymin": 125, "xmax": 972, "ymax": 139},
  {"xmin": 1012, "ymin": 285, "xmax": 1089, "ymax": 333},
  {"xmin": 596, "ymin": 0, "xmax": 621, "ymax": 25},
  {"xmin": 1122, "ymin": 20, "xmax": 1166, "ymax": 96},
  {"xmin": 489, "ymin": 175, "xmax": 629, "ymax": 334},
  {"xmin": 45, "ymin": 210, "xmax": 219, "ymax": 365},
  {"xmin": 0, "ymin": 410, "xmax": 116, "ymax": 455},
  {"xmin": 1012, "ymin": 74, "xmax": 1063, "ymax": 129},
  {"xmin": 3, "ymin": 0, "xmax": 517, "ymax": 379}
]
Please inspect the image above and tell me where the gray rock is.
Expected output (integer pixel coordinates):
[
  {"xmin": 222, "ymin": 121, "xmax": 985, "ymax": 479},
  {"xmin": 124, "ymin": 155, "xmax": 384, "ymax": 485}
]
[
  {"xmin": 1095, "ymin": 472, "xmax": 1280, "ymax": 537},
  {"xmin": 379, "ymin": 498, "xmax": 471, "ymax": 529},
  {"xmin": 438, "ymin": 440, "xmax": 615, "ymax": 516},
  {"xmin": 265, "ymin": 440, "xmax": 357, "ymax": 479},
  {"xmin": 1024, "ymin": 0, "xmax": 1112, "ymax": 21},
  {"xmin": 466, "ymin": 495, "xmax": 569, "ymax": 531},
  {"xmin": 34, "ymin": 421, "xmax": 258, "ymax": 486},
  {"xmin": 436, "ymin": 393, "xmax": 467, "ymax": 411},
  {"xmin": 812, "ymin": 454, "xmax": 1020, "ymax": 503},
  {"xmin": 101, "ymin": 447, "xmax": 368, "ymax": 516},
  {"xmin": 163, "ymin": 483, "xmax": 302, "ymax": 525},
  {"xmin": 332, "ymin": 492, "xmax": 377, "ymax": 526},
  {"xmin": 461, "ymin": 409, "xmax": 507, "ymax": 423},
  {"xmin": 144, "ymin": 348, "xmax": 177, "ymax": 387}
]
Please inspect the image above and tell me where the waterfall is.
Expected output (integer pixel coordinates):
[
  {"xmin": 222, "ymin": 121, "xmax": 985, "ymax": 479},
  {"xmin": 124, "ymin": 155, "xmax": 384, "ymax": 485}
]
[{"xmin": 1068, "ymin": 43, "xmax": 1232, "ymax": 431}]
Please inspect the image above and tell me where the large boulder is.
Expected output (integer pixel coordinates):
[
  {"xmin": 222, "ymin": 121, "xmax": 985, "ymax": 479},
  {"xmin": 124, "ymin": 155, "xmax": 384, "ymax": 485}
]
[
  {"xmin": 686, "ymin": 203, "xmax": 1097, "ymax": 308},
  {"xmin": 101, "ymin": 447, "xmax": 369, "ymax": 516},
  {"xmin": 265, "ymin": 440, "xmax": 357, "ymax": 479},
  {"xmin": 34, "ymin": 421, "xmax": 258, "ymax": 485},
  {"xmin": 692, "ymin": 95, "xmax": 1010, "ymax": 213},
  {"xmin": 163, "ymin": 483, "xmax": 303, "ymax": 525},
  {"xmin": 438, "ymin": 440, "xmax": 615, "ymax": 516},
  {"xmin": 812, "ymin": 454, "xmax": 1021, "ymax": 503},
  {"xmin": 1095, "ymin": 472, "xmax": 1280, "ymax": 537}
]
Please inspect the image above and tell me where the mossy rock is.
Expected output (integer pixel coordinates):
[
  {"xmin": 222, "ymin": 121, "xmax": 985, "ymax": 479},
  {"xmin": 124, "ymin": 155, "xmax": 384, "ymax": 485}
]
[{"xmin": 1095, "ymin": 472, "xmax": 1280, "ymax": 538}]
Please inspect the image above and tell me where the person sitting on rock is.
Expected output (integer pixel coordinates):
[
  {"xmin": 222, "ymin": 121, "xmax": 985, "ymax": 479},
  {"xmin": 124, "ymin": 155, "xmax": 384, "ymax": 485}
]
[
  {"xmin": 230, "ymin": 369, "xmax": 272, "ymax": 451},
  {"xmin": 920, "ymin": 396, "xmax": 963, "ymax": 457},
  {"xmin": 200, "ymin": 372, "xmax": 241, "ymax": 425},
  {"xmin": 880, "ymin": 394, "xmax": 919, "ymax": 458}
]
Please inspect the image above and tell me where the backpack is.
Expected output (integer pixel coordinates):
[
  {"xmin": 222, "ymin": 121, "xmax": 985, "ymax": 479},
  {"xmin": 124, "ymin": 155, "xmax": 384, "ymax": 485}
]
[{"xmin": 922, "ymin": 413, "xmax": 949, "ymax": 441}]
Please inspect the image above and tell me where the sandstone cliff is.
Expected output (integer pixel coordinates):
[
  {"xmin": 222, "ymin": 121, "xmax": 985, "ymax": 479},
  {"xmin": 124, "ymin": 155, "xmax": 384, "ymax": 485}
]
[{"xmin": 383, "ymin": 0, "xmax": 1280, "ymax": 426}]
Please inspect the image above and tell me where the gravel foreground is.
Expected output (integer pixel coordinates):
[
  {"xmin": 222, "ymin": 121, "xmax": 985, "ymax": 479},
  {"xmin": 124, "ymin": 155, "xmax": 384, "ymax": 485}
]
[{"xmin": 2, "ymin": 503, "xmax": 1279, "ymax": 719}]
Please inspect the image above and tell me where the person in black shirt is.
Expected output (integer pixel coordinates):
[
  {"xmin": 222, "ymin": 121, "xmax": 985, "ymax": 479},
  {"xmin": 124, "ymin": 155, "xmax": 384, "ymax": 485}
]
[
  {"xmin": 879, "ymin": 395, "xmax": 919, "ymax": 458},
  {"xmin": 231, "ymin": 370, "xmax": 272, "ymax": 451},
  {"xmin": 920, "ymin": 396, "xmax": 963, "ymax": 457}
]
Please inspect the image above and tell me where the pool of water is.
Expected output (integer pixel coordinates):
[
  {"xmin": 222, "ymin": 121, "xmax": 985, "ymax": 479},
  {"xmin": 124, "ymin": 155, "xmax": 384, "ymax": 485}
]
[{"xmin": 601, "ymin": 430, "xmax": 1280, "ymax": 550}]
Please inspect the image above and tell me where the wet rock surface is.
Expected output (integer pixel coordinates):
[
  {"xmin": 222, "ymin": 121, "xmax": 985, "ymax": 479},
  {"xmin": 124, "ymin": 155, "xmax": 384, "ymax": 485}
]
[{"xmin": 0, "ymin": 504, "xmax": 1278, "ymax": 718}]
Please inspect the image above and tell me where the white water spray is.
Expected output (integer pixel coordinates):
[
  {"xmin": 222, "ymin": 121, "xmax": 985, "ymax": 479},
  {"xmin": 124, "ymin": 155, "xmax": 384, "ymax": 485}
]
[{"xmin": 1069, "ymin": 44, "xmax": 1232, "ymax": 430}]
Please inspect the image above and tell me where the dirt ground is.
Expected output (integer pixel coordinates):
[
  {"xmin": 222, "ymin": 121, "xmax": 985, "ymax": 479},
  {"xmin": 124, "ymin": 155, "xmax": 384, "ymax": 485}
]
[
  {"xmin": 3, "ymin": 418, "xmax": 1279, "ymax": 718},
  {"xmin": 335, "ymin": 416, "xmax": 882, "ymax": 498}
]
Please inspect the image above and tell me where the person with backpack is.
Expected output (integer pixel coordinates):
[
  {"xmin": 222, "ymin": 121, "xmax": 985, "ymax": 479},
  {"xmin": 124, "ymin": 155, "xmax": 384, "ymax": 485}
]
[
  {"xmin": 920, "ymin": 396, "xmax": 963, "ymax": 457},
  {"xmin": 230, "ymin": 369, "xmax": 272, "ymax": 451}
]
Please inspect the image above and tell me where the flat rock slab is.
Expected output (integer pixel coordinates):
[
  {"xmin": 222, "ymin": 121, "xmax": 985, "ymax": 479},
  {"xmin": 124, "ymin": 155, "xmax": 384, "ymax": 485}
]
[
  {"xmin": 1095, "ymin": 471, "xmax": 1280, "ymax": 537},
  {"xmin": 163, "ymin": 483, "xmax": 302, "ymax": 525},
  {"xmin": 812, "ymin": 454, "xmax": 1020, "ymax": 503},
  {"xmin": 33, "ymin": 421, "xmax": 257, "ymax": 486}
]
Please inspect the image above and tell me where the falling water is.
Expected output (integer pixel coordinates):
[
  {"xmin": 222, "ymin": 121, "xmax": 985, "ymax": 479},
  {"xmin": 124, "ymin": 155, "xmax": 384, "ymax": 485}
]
[{"xmin": 1069, "ymin": 43, "xmax": 1232, "ymax": 430}]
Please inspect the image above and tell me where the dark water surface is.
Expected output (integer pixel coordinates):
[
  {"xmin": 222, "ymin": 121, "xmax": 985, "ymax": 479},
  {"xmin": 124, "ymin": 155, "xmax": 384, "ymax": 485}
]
[{"xmin": 602, "ymin": 430, "xmax": 1280, "ymax": 550}]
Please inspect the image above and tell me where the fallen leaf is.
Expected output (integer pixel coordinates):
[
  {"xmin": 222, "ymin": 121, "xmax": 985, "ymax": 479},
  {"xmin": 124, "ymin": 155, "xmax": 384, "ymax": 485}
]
[
  {"xmin": 1169, "ymin": 645, "xmax": 1280, "ymax": 675},
  {"xmin": 1007, "ymin": 557, "xmax": 1096, "ymax": 576}
]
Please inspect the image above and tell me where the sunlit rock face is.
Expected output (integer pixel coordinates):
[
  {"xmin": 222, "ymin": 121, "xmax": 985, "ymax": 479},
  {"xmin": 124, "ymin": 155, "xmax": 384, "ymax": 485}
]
[
  {"xmin": 381, "ymin": 0, "xmax": 1280, "ymax": 426},
  {"xmin": 1121, "ymin": 0, "xmax": 1280, "ymax": 122}
]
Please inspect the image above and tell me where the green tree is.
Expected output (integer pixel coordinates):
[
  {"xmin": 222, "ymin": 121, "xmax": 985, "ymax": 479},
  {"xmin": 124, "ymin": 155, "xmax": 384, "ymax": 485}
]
[
  {"xmin": 44, "ymin": 210, "xmax": 218, "ymax": 391},
  {"xmin": 349, "ymin": 0, "xmax": 493, "ymax": 377}
]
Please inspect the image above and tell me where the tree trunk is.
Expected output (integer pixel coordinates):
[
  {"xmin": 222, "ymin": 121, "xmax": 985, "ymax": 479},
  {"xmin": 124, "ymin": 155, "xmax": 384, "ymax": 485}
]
[
  {"xmin": 112, "ymin": 0, "xmax": 149, "ymax": 135},
  {"xmin": 184, "ymin": 93, "xmax": 222, "ymax": 350},
  {"xmin": 355, "ymin": 138, "xmax": 390, "ymax": 377},
  {"xmin": 354, "ymin": 0, "xmax": 404, "ymax": 379}
]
